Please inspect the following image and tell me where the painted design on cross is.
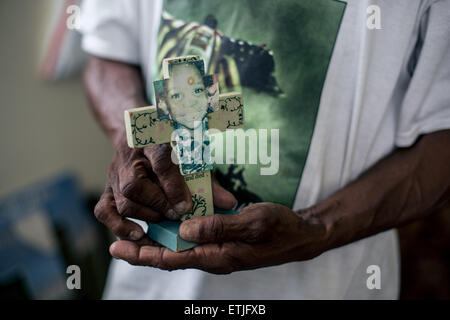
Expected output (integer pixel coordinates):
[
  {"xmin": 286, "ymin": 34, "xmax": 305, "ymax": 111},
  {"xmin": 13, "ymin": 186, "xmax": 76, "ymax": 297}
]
[
  {"xmin": 181, "ymin": 194, "xmax": 208, "ymax": 221},
  {"xmin": 131, "ymin": 112, "xmax": 158, "ymax": 146},
  {"xmin": 220, "ymin": 96, "xmax": 244, "ymax": 128}
]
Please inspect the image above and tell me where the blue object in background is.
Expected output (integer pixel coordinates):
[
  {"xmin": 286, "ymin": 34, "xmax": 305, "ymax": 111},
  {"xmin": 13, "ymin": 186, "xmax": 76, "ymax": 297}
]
[{"xmin": 0, "ymin": 173, "xmax": 99, "ymax": 299}]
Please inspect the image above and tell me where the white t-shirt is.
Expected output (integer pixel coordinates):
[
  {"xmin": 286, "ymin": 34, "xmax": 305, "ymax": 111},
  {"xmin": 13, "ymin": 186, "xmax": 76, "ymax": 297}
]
[{"xmin": 80, "ymin": 0, "xmax": 450, "ymax": 299}]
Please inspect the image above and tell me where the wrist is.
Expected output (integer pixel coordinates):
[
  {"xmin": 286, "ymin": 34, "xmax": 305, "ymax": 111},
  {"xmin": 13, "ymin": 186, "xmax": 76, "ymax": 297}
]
[
  {"xmin": 297, "ymin": 194, "xmax": 364, "ymax": 255},
  {"xmin": 301, "ymin": 183, "xmax": 384, "ymax": 252},
  {"xmin": 296, "ymin": 199, "xmax": 340, "ymax": 253}
]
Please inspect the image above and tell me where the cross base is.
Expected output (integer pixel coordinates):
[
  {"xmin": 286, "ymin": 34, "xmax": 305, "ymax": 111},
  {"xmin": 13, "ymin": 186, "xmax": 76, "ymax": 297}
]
[{"xmin": 148, "ymin": 209, "xmax": 238, "ymax": 252}]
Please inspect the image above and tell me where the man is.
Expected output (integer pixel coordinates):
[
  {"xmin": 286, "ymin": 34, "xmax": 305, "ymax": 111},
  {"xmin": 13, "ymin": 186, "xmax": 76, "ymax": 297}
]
[{"xmin": 81, "ymin": 0, "xmax": 450, "ymax": 299}]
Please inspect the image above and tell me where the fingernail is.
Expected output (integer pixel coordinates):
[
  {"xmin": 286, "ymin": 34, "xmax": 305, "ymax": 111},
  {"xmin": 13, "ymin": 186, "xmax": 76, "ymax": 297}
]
[
  {"xmin": 109, "ymin": 242, "xmax": 119, "ymax": 258},
  {"xmin": 174, "ymin": 201, "xmax": 190, "ymax": 214},
  {"xmin": 166, "ymin": 208, "xmax": 180, "ymax": 220},
  {"xmin": 129, "ymin": 230, "xmax": 143, "ymax": 240}
]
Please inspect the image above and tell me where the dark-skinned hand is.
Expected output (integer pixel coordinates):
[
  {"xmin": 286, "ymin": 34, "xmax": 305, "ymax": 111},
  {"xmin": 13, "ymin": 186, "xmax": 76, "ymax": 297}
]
[
  {"xmin": 109, "ymin": 202, "xmax": 330, "ymax": 274},
  {"xmin": 94, "ymin": 141, "xmax": 237, "ymax": 241}
]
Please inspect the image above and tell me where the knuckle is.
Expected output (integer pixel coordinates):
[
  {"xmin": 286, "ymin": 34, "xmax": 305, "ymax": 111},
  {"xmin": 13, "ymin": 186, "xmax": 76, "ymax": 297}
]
[
  {"xmin": 94, "ymin": 200, "xmax": 109, "ymax": 222},
  {"xmin": 256, "ymin": 208, "xmax": 277, "ymax": 231},
  {"xmin": 220, "ymin": 247, "xmax": 240, "ymax": 274},
  {"xmin": 120, "ymin": 179, "xmax": 142, "ymax": 199},
  {"xmin": 150, "ymin": 144, "xmax": 172, "ymax": 160},
  {"xmin": 154, "ymin": 249, "xmax": 170, "ymax": 270},
  {"xmin": 210, "ymin": 215, "xmax": 225, "ymax": 240},
  {"xmin": 163, "ymin": 175, "xmax": 187, "ymax": 200},
  {"xmin": 149, "ymin": 194, "xmax": 168, "ymax": 212},
  {"xmin": 129, "ymin": 159, "xmax": 149, "ymax": 178},
  {"xmin": 116, "ymin": 198, "xmax": 133, "ymax": 217},
  {"xmin": 220, "ymin": 245, "xmax": 233, "ymax": 261},
  {"xmin": 196, "ymin": 222, "xmax": 209, "ymax": 240},
  {"xmin": 197, "ymin": 217, "xmax": 220, "ymax": 240},
  {"xmin": 152, "ymin": 159, "xmax": 174, "ymax": 178},
  {"xmin": 119, "ymin": 160, "xmax": 149, "ymax": 197},
  {"xmin": 247, "ymin": 220, "xmax": 268, "ymax": 242},
  {"xmin": 109, "ymin": 221, "xmax": 128, "ymax": 238},
  {"xmin": 150, "ymin": 145, "xmax": 175, "ymax": 177}
]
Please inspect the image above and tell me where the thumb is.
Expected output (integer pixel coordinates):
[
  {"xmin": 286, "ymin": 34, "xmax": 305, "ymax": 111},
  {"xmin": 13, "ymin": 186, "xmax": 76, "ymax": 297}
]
[
  {"xmin": 179, "ymin": 213, "xmax": 247, "ymax": 243},
  {"xmin": 212, "ymin": 179, "xmax": 237, "ymax": 210}
]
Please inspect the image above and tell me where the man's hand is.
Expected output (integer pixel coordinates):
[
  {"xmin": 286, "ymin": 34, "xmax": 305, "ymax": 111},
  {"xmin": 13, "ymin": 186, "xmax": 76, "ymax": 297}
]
[
  {"xmin": 94, "ymin": 141, "xmax": 190, "ymax": 240},
  {"xmin": 94, "ymin": 139, "xmax": 237, "ymax": 241},
  {"xmin": 84, "ymin": 56, "xmax": 236, "ymax": 241},
  {"xmin": 109, "ymin": 130, "xmax": 450, "ymax": 272},
  {"xmin": 84, "ymin": 55, "xmax": 450, "ymax": 273},
  {"xmin": 109, "ymin": 202, "xmax": 329, "ymax": 273}
]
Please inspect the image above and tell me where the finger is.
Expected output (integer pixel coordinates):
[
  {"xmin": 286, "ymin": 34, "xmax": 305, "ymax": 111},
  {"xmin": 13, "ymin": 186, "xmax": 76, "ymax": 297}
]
[
  {"xmin": 117, "ymin": 157, "xmax": 177, "ymax": 218},
  {"xmin": 109, "ymin": 240, "xmax": 167, "ymax": 267},
  {"xmin": 113, "ymin": 235, "xmax": 161, "ymax": 249},
  {"xmin": 144, "ymin": 144, "xmax": 192, "ymax": 215},
  {"xmin": 179, "ymin": 213, "xmax": 249, "ymax": 243},
  {"xmin": 109, "ymin": 241, "xmax": 237, "ymax": 274},
  {"xmin": 94, "ymin": 186, "xmax": 146, "ymax": 241},
  {"xmin": 114, "ymin": 192, "xmax": 162, "ymax": 223},
  {"xmin": 180, "ymin": 203, "xmax": 275, "ymax": 243},
  {"xmin": 212, "ymin": 178, "xmax": 237, "ymax": 210}
]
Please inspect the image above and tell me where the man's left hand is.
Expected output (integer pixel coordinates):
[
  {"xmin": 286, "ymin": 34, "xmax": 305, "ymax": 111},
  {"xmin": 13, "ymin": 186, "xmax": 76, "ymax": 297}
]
[{"xmin": 109, "ymin": 203, "xmax": 330, "ymax": 274}]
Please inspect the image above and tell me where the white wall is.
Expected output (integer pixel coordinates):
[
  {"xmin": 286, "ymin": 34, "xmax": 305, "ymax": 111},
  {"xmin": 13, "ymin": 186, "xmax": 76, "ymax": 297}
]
[{"xmin": 0, "ymin": 0, "xmax": 113, "ymax": 197}]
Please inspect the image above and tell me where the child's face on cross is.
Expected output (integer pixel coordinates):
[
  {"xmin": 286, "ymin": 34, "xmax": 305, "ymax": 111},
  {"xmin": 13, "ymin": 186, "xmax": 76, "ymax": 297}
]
[{"xmin": 166, "ymin": 63, "xmax": 208, "ymax": 130}]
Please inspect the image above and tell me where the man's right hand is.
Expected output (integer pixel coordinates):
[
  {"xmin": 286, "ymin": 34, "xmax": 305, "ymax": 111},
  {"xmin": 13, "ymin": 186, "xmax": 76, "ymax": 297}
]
[
  {"xmin": 94, "ymin": 139, "xmax": 193, "ymax": 240},
  {"xmin": 94, "ymin": 138, "xmax": 237, "ymax": 241}
]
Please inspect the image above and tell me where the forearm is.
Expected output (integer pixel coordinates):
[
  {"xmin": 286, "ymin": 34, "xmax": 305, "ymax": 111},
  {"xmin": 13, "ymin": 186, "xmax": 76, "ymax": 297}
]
[
  {"xmin": 83, "ymin": 56, "xmax": 147, "ymax": 148},
  {"xmin": 305, "ymin": 130, "xmax": 450, "ymax": 250}
]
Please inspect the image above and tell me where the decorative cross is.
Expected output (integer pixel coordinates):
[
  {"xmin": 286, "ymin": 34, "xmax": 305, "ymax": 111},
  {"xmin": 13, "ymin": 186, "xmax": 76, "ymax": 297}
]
[{"xmin": 124, "ymin": 56, "xmax": 245, "ymax": 221}]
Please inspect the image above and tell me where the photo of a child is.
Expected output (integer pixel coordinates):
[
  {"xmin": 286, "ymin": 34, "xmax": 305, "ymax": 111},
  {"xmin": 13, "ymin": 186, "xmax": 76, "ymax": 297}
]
[
  {"xmin": 153, "ymin": 59, "xmax": 218, "ymax": 175},
  {"xmin": 154, "ymin": 59, "xmax": 219, "ymax": 131}
]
